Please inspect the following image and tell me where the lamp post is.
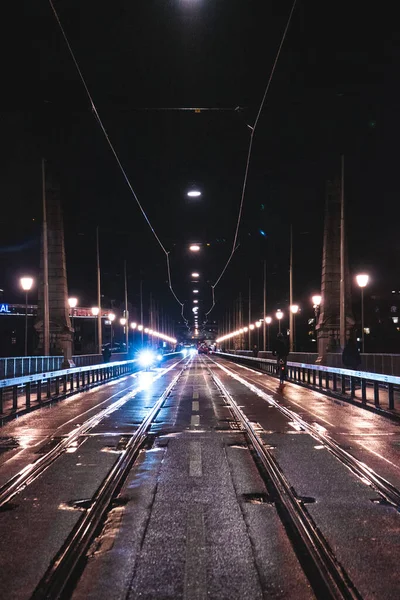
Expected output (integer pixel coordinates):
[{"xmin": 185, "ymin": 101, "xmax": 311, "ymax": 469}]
[
  {"xmin": 312, "ymin": 295, "xmax": 321, "ymax": 343},
  {"xmin": 91, "ymin": 306, "xmax": 100, "ymax": 352},
  {"xmin": 255, "ymin": 320, "xmax": 262, "ymax": 348},
  {"xmin": 265, "ymin": 316, "xmax": 272, "ymax": 351},
  {"xmin": 20, "ymin": 277, "xmax": 34, "ymax": 356},
  {"xmin": 276, "ymin": 310, "xmax": 283, "ymax": 334},
  {"xmin": 356, "ymin": 274, "xmax": 369, "ymax": 353},
  {"xmin": 68, "ymin": 297, "xmax": 78, "ymax": 354},
  {"xmin": 290, "ymin": 305, "xmax": 299, "ymax": 351},
  {"xmin": 108, "ymin": 312, "xmax": 116, "ymax": 349}
]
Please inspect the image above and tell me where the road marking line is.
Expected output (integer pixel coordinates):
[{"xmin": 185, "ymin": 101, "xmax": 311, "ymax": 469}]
[
  {"xmin": 191, "ymin": 414, "xmax": 200, "ymax": 427},
  {"xmin": 189, "ymin": 441, "xmax": 202, "ymax": 476},
  {"xmin": 184, "ymin": 505, "xmax": 207, "ymax": 600},
  {"xmin": 193, "ymin": 391, "xmax": 199, "ymax": 399},
  {"xmin": 192, "ymin": 401, "xmax": 199, "ymax": 412}
]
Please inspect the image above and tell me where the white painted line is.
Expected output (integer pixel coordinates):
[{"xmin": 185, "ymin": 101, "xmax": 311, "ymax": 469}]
[
  {"xmin": 189, "ymin": 441, "xmax": 202, "ymax": 477},
  {"xmin": 191, "ymin": 415, "xmax": 200, "ymax": 427},
  {"xmin": 193, "ymin": 391, "xmax": 199, "ymax": 399},
  {"xmin": 183, "ymin": 506, "xmax": 207, "ymax": 600},
  {"xmin": 192, "ymin": 401, "xmax": 199, "ymax": 412}
]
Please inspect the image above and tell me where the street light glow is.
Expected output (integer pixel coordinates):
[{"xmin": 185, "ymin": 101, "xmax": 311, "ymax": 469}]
[
  {"xmin": 68, "ymin": 297, "xmax": 78, "ymax": 309},
  {"xmin": 256, "ymin": 320, "xmax": 262, "ymax": 327},
  {"xmin": 138, "ymin": 324, "xmax": 143, "ymax": 331},
  {"xmin": 276, "ymin": 310, "xmax": 283, "ymax": 320},
  {"xmin": 265, "ymin": 316, "xmax": 272, "ymax": 324},
  {"xmin": 193, "ymin": 289, "xmax": 199, "ymax": 293},
  {"xmin": 108, "ymin": 312, "xmax": 116, "ymax": 322},
  {"xmin": 249, "ymin": 324, "xmax": 255, "ymax": 330},
  {"xmin": 290, "ymin": 304, "xmax": 299, "ymax": 314},
  {"xmin": 187, "ymin": 190, "xmax": 201, "ymax": 197},
  {"xmin": 91, "ymin": 306, "xmax": 99, "ymax": 316},
  {"xmin": 312, "ymin": 295, "xmax": 322, "ymax": 307},
  {"xmin": 120, "ymin": 317, "xmax": 127, "ymax": 326},
  {"xmin": 131, "ymin": 322, "xmax": 137, "ymax": 329},
  {"xmin": 189, "ymin": 244, "xmax": 200, "ymax": 252},
  {"xmin": 191, "ymin": 272, "xmax": 200, "ymax": 278},
  {"xmin": 356, "ymin": 273, "xmax": 369, "ymax": 288},
  {"xmin": 193, "ymin": 300, "xmax": 198, "ymax": 304},
  {"xmin": 20, "ymin": 277, "xmax": 34, "ymax": 291}
]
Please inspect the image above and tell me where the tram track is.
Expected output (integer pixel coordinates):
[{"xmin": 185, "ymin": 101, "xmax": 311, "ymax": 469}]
[
  {"xmin": 204, "ymin": 357, "xmax": 363, "ymax": 600},
  {"xmin": 210, "ymin": 357, "xmax": 400, "ymax": 510}
]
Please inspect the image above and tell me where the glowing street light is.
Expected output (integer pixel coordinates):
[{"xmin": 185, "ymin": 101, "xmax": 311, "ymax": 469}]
[
  {"xmin": 276, "ymin": 310, "xmax": 283, "ymax": 333},
  {"xmin": 120, "ymin": 317, "xmax": 127, "ymax": 326},
  {"xmin": 312, "ymin": 295, "xmax": 322, "ymax": 343},
  {"xmin": 131, "ymin": 322, "xmax": 137, "ymax": 329},
  {"xmin": 91, "ymin": 307, "xmax": 100, "ymax": 350},
  {"xmin": 187, "ymin": 190, "xmax": 201, "ymax": 197},
  {"xmin": 137, "ymin": 324, "xmax": 143, "ymax": 331},
  {"xmin": 189, "ymin": 244, "xmax": 200, "ymax": 252},
  {"xmin": 193, "ymin": 300, "xmax": 198, "ymax": 304},
  {"xmin": 20, "ymin": 277, "xmax": 34, "ymax": 356},
  {"xmin": 191, "ymin": 272, "xmax": 200, "ymax": 278},
  {"xmin": 108, "ymin": 312, "xmax": 116, "ymax": 349},
  {"xmin": 356, "ymin": 274, "xmax": 369, "ymax": 353},
  {"xmin": 265, "ymin": 316, "xmax": 272, "ymax": 350},
  {"xmin": 193, "ymin": 289, "xmax": 199, "ymax": 293},
  {"xmin": 249, "ymin": 324, "xmax": 255, "ymax": 330},
  {"xmin": 68, "ymin": 298, "xmax": 78, "ymax": 353},
  {"xmin": 255, "ymin": 320, "xmax": 262, "ymax": 327},
  {"xmin": 290, "ymin": 305, "xmax": 299, "ymax": 351}
]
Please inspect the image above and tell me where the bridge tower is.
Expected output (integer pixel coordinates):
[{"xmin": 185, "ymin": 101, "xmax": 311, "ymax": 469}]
[
  {"xmin": 316, "ymin": 179, "xmax": 354, "ymax": 363},
  {"xmin": 34, "ymin": 166, "xmax": 73, "ymax": 362}
]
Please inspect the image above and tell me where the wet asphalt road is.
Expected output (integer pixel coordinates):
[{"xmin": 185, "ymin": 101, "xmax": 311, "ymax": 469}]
[{"xmin": 1, "ymin": 356, "xmax": 400, "ymax": 598}]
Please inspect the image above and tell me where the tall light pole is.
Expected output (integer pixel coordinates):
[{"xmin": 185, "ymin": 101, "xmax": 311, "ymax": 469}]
[
  {"xmin": 108, "ymin": 312, "xmax": 116, "ymax": 349},
  {"xmin": 265, "ymin": 316, "xmax": 272, "ymax": 351},
  {"xmin": 312, "ymin": 295, "xmax": 321, "ymax": 344},
  {"xmin": 356, "ymin": 274, "xmax": 369, "ymax": 353},
  {"xmin": 276, "ymin": 310, "xmax": 283, "ymax": 334},
  {"xmin": 68, "ymin": 297, "xmax": 78, "ymax": 354},
  {"xmin": 96, "ymin": 226, "xmax": 102, "ymax": 355},
  {"xmin": 91, "ymin": 306, "xmax": 100, "ymax": 352},
  {"xmin": 20, "ymin": 277, "xmax": 34, "ymax": 356},
  {"xmin": 290, "ymin": 305, "xmax": 299, "ymax": 352}
]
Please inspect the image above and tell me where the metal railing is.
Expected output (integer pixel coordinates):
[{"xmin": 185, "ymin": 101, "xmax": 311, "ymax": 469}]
[
  {"xmin": 0, "ymin": 353, "xmax": 128, "ymax": 380},
  {"xmin": 0, "ymin": 352, "xmax": 181, "ymax": 422},
  {"xmin": 217, "ymin": 352, "xmax": 400, "ymax": 412}
]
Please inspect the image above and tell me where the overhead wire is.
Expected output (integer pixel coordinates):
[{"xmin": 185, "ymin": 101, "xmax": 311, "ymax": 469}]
[
  {"xmin": 204, "ymin": 0, "xmax": 298, "ymax": 318},
  {"xmin": 47, "ymin": 0, "xmax": 188, "ymax": 325}
]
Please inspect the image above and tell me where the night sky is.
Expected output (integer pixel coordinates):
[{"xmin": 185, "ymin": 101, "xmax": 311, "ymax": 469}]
[{"xmin": 0, "ymin": 1, "xmax": 394, "ymax": 335}]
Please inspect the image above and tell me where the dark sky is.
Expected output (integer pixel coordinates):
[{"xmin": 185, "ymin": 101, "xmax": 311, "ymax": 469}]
[{"xmin": 0, "ymin": 0, "xmax": 394, "ymax": 332}]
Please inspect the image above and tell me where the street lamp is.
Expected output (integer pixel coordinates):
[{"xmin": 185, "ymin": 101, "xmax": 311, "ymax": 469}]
[
  {"xmin": 20, "ymin": 277, "xmax": 34, "ymax": 356},
  {"xmin": 265, "ymin": 316, "xmax": 272, "ymax": 351},
  {"xmin": 189, "ymin": 244, "xmax": 200, "ymax": 252},
  {"xmin": 276, "ymin": 310, "xmax": 283, "ymax": 333},
  {"xmin": 68, "ymin": 298, "xmax": 78, "ymax": 353},
  {"xmin": 187, "ymin": 190, "xmax": 201, "ymax": 198},
  {"xmin": 91, "ymin": 306, "xmax": 100, "ymax": 353},
  {"xmin": 356, "ymin": 274, "xmax": 369, "ymax": 353},
  {"xmin": 120, "ymin": 317, "xmax": 127, "ymax": 326},
  {"xmin": 290, "ymin": 305, "xmax": 299, "ymax": 351},
  {"xmin": 312, "ymin": 295, "xmax": 322, "ymax": 343},
  {"xmin": 108, "ymin": 312, "xmax": 116, "ymax": 349},
  {"xmin": 191, "ymin": 272, "xmax": 200, "ymax": 278}
]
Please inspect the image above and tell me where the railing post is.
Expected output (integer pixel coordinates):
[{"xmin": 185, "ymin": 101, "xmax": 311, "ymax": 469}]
[
  {"xmin": 318, "ymin": 371, "xmax": 322, "ymax": 388},
  {"xmin": 46, "ymin": 378, "xmax": 51, "ymax": 399},
  {"xmin": 326, "ymin": 372, "xmax": 330, "ymax": 389},
  {"xmin": 341, "ymin": 374, "xmax": 346, "ymax": 395},
  {"xmin": 361, "ymin": 379, "xmax": 367, "ymax": 403},
  {"xmin": 388, "ymin": 384, "xmax": 394, "ymax": 410},
  {"xmin": 63, "ymin": 375, "xmax": 67, "ymax": 394},
  {"xmin": 26, "ymin": 382, "xmax": 31, "ymax": 409},
  {"xmin": 332, "ymin": 373, "xmax": 337, "ymax": 391},
  {"xmin": 312, "ymin": 370, "xmax": 316, "ymax": 386},
  {"xmin": 373, "ymin": 381, "xmax": 380, "ymax": 407},
  {"xmin": 37, "ymin": 380, "xmax": 42, "ymax": 403},
  {"xmin": 13, "ymin": 385, "xmax": 18, "ymax": 411},
  {"xmin": 0, "ymin": 389, "xmax": 3, "ymax": 415},
  {"xmin": 350, "ymin": 376, "xmax": 356, "ymax": 398}
]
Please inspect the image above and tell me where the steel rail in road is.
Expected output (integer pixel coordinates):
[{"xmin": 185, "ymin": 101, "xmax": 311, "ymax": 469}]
[
  {"xmin": 0, "ymin": 360, "xmax": 182, "ymax": 510},
  {"xmin": 204, "ymin": 358, "xmax": 361, "ymax": 600},
  {"xmin": 29, "ymin": 364, "xmax": 185, "ymax": 600},
  {"xmin": 212, "ymin": 357, "xmax": 400, "ymax": 511}
]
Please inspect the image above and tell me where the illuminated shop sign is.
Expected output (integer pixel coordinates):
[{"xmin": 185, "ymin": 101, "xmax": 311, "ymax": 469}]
[{"xmin": 0, "ymin": 304, "xmax": 11, "ymax": 314}]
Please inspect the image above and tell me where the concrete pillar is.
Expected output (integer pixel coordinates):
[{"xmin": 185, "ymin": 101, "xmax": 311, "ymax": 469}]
[
  {"xmin": 35, "ymin": 171, "xmax": 74, "ymax": 363},
  {"xmin": 316, "ymin": 180, "xmax": 354, "ymax": 364}
]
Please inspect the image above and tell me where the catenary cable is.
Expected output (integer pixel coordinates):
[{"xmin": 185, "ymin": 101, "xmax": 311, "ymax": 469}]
[
  {"xmin": 48, "ymin": 0, "xmax": 187, "ymax": 320},
  {"xmin": 205, "ymin": 0, "xmax": 298, "ymax": 318}
]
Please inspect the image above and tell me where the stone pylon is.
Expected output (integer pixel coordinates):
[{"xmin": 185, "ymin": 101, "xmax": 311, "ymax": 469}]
[
  {"xmin": 35, "ymin": 168, "xmax": 73, "ymax": 361},
  {"xmin": 316, "ymin": 179, "xmax": 354, "ymax": 364}
]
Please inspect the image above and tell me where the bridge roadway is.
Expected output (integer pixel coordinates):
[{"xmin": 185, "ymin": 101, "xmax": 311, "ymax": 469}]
[{"xmin": 0, "ymin": 356, "xmax": 400, "ymax": 598}]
